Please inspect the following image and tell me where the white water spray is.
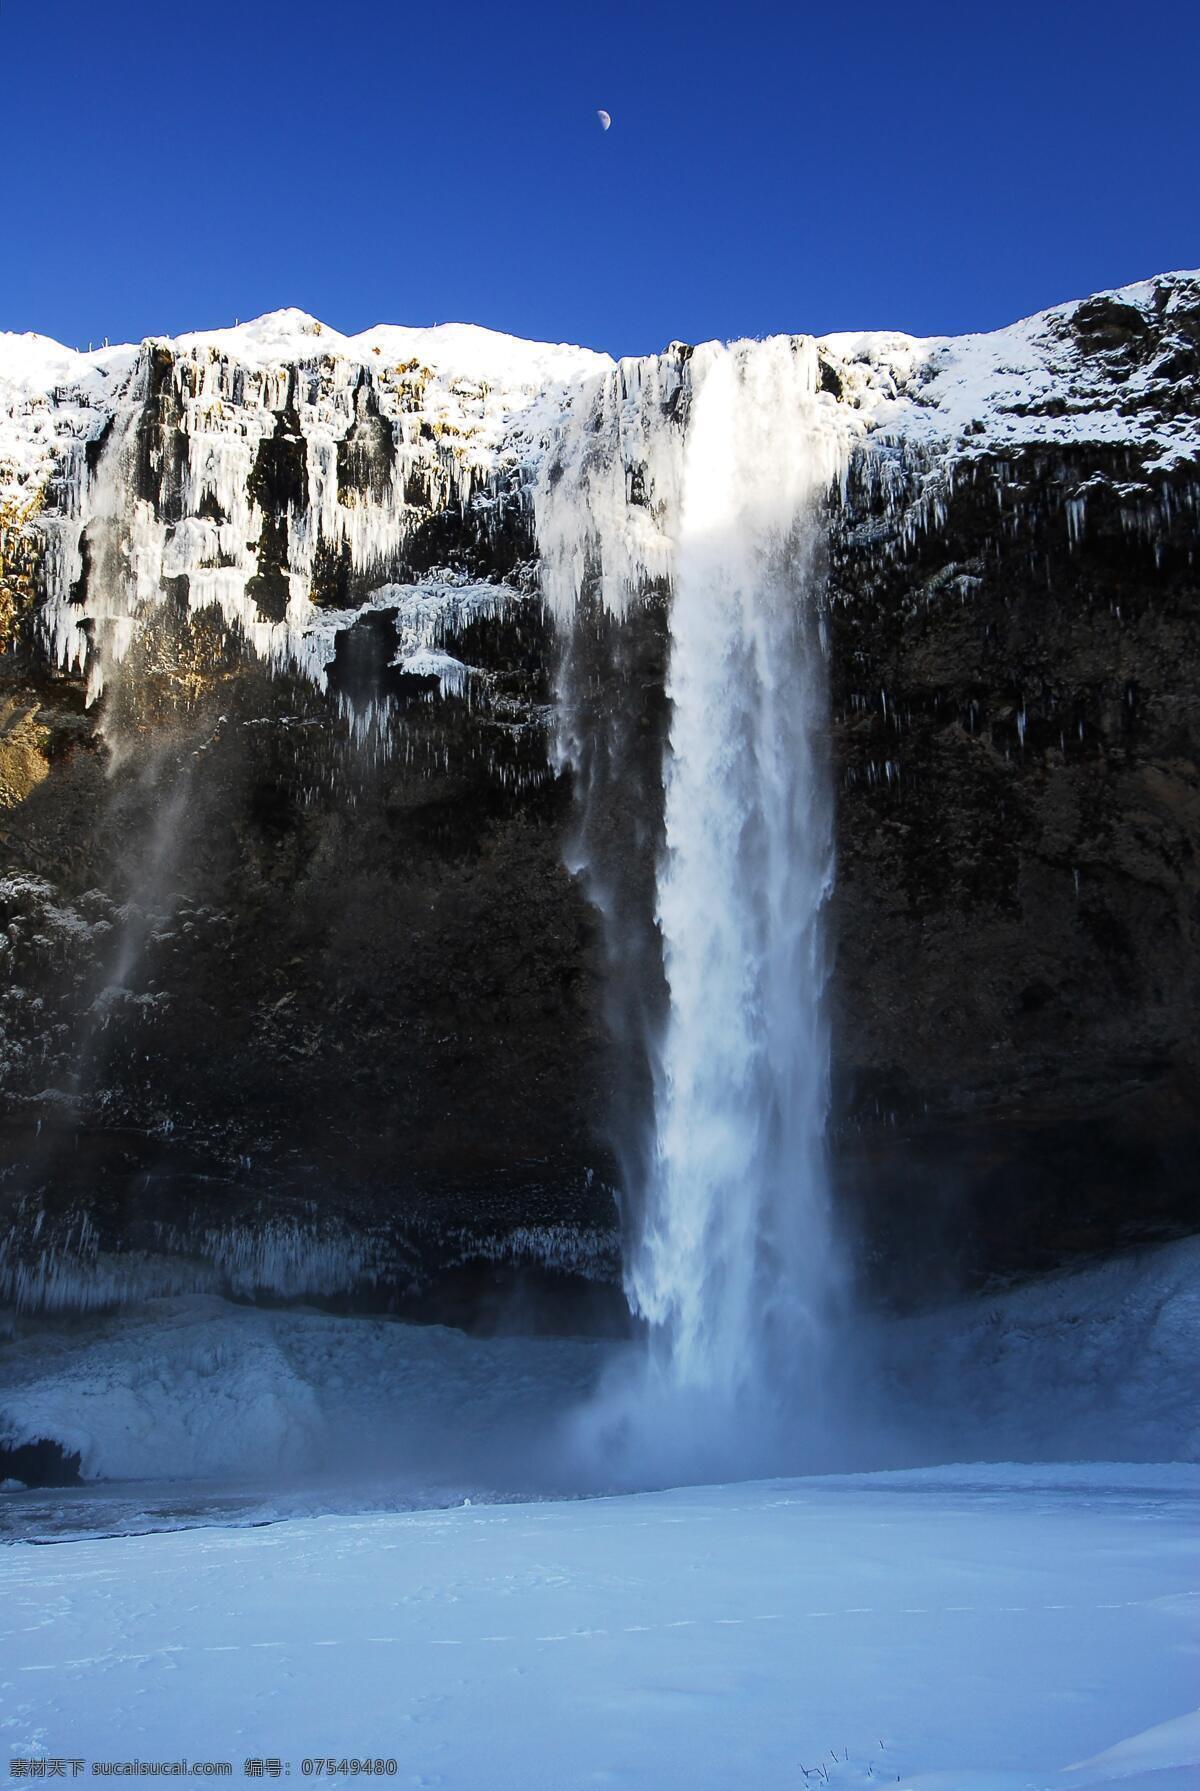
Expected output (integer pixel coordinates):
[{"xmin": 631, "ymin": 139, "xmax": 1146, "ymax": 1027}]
[
  {"xmin": 640, "ymin": 339, "xmax": 843, "ymax": 1397},
  {"xmin": 538, "ymin": 336, "xmax": 861, "ymax": 1464}
]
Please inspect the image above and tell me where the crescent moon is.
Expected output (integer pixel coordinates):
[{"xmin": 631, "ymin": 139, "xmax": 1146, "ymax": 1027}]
[{"xmin": 597, "ymin": 109, "xmax": 612, "ymax": 131}]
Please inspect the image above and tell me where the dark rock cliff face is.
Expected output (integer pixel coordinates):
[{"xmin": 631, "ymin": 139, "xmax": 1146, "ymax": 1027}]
[
  {"xmin": 0, "ymin": 287, "xmax": 1197, "ymax": 1323},
  {"xmin": 828, "ymin": 448, "xmax": 1199, "ymax": 1294},
  {"xmin": 823, "ymin": 280, "xmax": 1200, "ymax": 1290},
  {"xmin": 0, "ymin": 596, "xmax": 618, "ymax": 1322}
]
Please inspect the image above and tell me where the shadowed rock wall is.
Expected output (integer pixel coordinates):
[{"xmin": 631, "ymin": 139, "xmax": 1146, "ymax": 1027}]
[{"xmin": 829, "ymin": 443, "xmax": 1199, "ymax": 1292}]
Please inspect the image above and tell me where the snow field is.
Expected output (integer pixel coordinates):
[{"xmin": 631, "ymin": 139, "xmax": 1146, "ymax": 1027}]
[{"xmin": 1, "ymin": 1468, "xmax": 1196, "ymax": 1790}]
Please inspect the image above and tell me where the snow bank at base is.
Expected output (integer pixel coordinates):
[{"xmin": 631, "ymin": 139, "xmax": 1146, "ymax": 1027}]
[
  {"xmin": 0, "ymin": 1236, "xmax": 1195, "ymax": 1491},
  {"xmin": 873, "ymin": 1234, "xmax": 1200, "ymax": 1468},
  {"xmin": 1065, "ymin": 1708, "xmax": 1200, "ymax": 1787},
  {"xmin": 0, "ymin": 1296, "xmax": 606, "ymax": 1483},
  {"xmin": 0, "ymin": 1468, "xmax": 1195, "ymax": 1790}
]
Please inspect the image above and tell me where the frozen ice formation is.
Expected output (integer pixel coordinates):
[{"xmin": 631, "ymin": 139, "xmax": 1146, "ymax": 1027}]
[{"xmin": 0, "ymin": 311, "xmax": 608, "ymax": 708}]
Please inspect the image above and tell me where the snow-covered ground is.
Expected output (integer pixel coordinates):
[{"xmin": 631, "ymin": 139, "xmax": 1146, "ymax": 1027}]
[
  {"xmin": 1, "ymin": 1240, "xmax": 1195, "ymax": 1785},
  {"xmin": 1, "ymin": 1465, "xmax": 1196, "ymax": 1790},
  {"xmin": 871, "ymin": 1234, "xmax": 1200, "ymax": 1470}
]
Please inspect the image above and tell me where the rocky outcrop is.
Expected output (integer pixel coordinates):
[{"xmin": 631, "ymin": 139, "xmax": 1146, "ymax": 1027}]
[{"xmin": 0, "ymin": 276, "xmax": 1196, "ymax": 1321}]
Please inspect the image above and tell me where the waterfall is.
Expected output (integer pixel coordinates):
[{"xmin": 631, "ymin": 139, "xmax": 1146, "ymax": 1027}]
[{"xmin": 537, "ymin": 336, "xmax": 859, "ymax": 1464}]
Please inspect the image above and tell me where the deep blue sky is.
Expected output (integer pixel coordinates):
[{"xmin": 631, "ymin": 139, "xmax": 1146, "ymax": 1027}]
[{"xmin": 4, "ymin": 0, "xmax": 1198, "ymax": 357}]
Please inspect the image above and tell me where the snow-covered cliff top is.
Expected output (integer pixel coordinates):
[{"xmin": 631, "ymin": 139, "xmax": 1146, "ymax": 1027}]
[
  {"xmin": 1, "ymin": 272, "xmax": 1195, "ymax": 711},
  {"xmin": 824, "ymin": 269, "xmax": 1200, "ymax": 472},
  {"xmin": 0, "ymin": 309, "xmax": 609, "ymax": 396},
  {"xmin": 0, "ymin": 309, "xmax": 612, "ymax": 518},
  {"xmin": 2, "ymin": 270, "xmax": 1198, "ymax": 516}
]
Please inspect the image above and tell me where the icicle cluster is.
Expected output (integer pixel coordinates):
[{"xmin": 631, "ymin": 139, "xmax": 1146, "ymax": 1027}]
[
  {"xmin": 0, "ymin": 313, "xmax": 609, "ymax": 715},
  {"xmin": 0, "ymin": 1209, "xmax": 389, "ymax": 1314}
]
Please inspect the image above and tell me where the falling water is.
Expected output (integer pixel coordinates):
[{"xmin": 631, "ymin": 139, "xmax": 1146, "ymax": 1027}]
[{"xmin": 538, "ymin": 336, "xmax": 858, "ymax": 1464}]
